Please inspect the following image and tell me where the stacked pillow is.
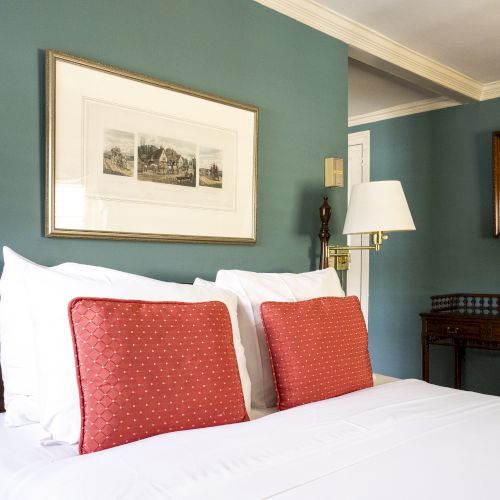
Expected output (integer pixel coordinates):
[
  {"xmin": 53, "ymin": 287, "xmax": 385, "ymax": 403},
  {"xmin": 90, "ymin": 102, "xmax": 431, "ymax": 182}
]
[
  {"xmin": 0, "ymin": 247, "xmax": 94, "ymax": 426},
  {"xmin": 0, "ymin": 247, "xmax": 373, "ymax": 453},
  {"xmin": 214, "ymin": 268, "xmax": 345, "ymax": 408},
  {"xmin": 261, "ymin": 296, "xmax": 373, "ymax": 410},
  {"xmin": 0, "ymin": 248, "xmax": 250, "ymax": 445},
  {"xmin": 69, "ymin": 297, "xmax": 248, "ymax": 454}
]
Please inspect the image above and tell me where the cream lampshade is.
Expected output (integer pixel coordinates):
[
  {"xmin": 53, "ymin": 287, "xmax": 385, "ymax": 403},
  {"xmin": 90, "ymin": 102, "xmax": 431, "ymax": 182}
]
[
  {"xmin": 327, "ymin": 180, "xmax": 416, "ymax": 271},
  {"xmin": 343, "ymin": 180, "xmax": 416, "ymax": 235}
]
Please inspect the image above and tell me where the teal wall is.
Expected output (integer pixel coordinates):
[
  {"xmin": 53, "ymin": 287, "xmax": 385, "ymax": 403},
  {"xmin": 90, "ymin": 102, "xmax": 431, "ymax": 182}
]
[
  {"xmin": 351, "ymin": 97, "xmax": 500, "ymax": 395},
  {"xmin": 0, "ymin": 0, "xmax": 348, "ymax": 281},
  {"xmin": 11, "ymin": 0, "xmax": 500, "ymax": 395},
  {"xmin": 350, "ymin": 114, "xmax": 435, "ymax": 381}
]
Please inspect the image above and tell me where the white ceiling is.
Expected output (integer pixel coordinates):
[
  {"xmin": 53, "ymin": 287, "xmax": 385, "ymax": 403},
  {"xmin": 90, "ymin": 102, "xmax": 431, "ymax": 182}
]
[
  {"xmin": 255, "ymin": 0, "xmax": 500, "ymax": 123},
  {"xmin": 317, "ymin": 0, "xmax": 500, "ymax": 83},
  {"xmin": 348, "ymin": 59, "xmax": 437, "ymax": 117}
]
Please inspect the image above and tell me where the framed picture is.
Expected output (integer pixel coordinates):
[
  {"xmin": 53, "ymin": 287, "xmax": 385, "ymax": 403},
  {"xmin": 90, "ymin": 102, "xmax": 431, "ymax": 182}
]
[
  {"xmin": 45, "ymin": 50, "xmax": 258, "ymax": 244},
  {"xmin": 494, "ymin": 131, "xmax": 500, "ymax": 237}
]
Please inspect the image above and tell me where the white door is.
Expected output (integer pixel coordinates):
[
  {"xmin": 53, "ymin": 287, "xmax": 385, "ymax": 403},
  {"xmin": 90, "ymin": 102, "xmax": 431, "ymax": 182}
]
[{"xmin": 347, "ymin": 131, "xmax": 370, "ymax": 322}]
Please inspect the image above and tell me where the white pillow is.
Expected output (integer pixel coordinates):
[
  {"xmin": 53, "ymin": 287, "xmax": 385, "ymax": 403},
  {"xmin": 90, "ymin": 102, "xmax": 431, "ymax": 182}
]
[
  {"xmin": 0, "ymin": 247, "xmax": 182, "ymax": 426},
  {"xmin": 193, "ymin": 278, "xmax": 215, "ymax": 288},
  {"xmin": 215, "ymin": 268, "xmax": 345, "ymax": 408},
  {"xmin": 22, "ymin": 261, "xmax": 251, "ymax": 445},
  {"xmin": 193, "ymin": 277, "xmax": 251, "ymax": 409},
  {"xmin": 0, "ymin": 247, "xmax": 86, "ymax": 426}
]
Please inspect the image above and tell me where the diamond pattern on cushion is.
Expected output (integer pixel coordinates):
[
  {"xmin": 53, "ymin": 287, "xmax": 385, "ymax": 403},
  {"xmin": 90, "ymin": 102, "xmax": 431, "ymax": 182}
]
[
  {"xmin": 69, "ymin": 298, "xmax": 248, "ymax": 454},
  {"xmin": 261, "ymin": 296, "xmax": 373, "ymax": 411}
]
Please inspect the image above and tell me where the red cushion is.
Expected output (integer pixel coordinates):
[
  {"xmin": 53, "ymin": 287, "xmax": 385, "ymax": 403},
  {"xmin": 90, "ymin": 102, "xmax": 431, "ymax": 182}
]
[
  {"xmin": 260, "ymin": 296, "xmax": 373, "ymax": 411},
  {"xmin": 69, "ymin": 298, "xmax": 248, "ymax": 454}
]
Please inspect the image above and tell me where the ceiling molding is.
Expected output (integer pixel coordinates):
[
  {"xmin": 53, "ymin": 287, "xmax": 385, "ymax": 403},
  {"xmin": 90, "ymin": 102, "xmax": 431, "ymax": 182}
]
[
  {"xmin": 481, "ymin": 80, "xmax": 500, "ymax": 101},
  {"xmin": 254, "ymin": 0, "xmax": 484, "ymax": 102},
  {"xmin": 348, "ymin": 97, "xmax": 459, "ymax": 128}
]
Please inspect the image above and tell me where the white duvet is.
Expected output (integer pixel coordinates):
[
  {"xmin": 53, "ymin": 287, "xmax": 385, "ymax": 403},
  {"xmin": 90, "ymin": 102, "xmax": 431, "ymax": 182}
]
[{"xmin": 2, "ymin": 380, "xmax": 500, "ymax": 500}]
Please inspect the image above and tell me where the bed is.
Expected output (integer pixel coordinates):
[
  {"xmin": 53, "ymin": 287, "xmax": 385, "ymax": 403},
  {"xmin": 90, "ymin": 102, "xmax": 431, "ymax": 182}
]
[
  {"xmin": 2, "ymin": 379, "xmax": 500, "ymax": 499},
  {"xmin": 1, "ymin": 246, "xmax": 500, "ymax": 500}
]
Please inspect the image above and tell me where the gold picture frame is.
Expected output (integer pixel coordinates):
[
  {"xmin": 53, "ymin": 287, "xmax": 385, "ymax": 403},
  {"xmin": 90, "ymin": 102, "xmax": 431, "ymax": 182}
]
[
  {"xmin": 494, "ymin": 131, "xmax": 500, "ymax": 237},
  {"xmin": 45, "ymin": 50, "xmax": 258, "ymax": 244}
]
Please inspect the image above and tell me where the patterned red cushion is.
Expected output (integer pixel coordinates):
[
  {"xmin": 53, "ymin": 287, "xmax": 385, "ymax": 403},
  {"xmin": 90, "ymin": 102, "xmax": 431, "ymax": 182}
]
[
  {"xmin": 261, "ymin": 296, "xmax": 373, "ymax": 410},
  {"xmin": 68, "ymin": 298, "xmax": 248, "ymax": 454}
]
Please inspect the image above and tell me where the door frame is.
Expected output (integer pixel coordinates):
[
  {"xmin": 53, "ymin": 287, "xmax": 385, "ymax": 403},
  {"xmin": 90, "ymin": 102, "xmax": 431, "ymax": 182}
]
[{"xmin": 347, "ymin": 130, "xmax": 370, "ymax": 322}]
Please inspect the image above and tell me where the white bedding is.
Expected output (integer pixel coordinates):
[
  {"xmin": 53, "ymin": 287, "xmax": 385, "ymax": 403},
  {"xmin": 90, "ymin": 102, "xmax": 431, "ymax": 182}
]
[
  {"xmin": 2, "ymin": 380, "xmax": 500, "ymax": 499},
  {"xmin": 0, "ymin": 414, "xmax": 76, "ymax": 494}
]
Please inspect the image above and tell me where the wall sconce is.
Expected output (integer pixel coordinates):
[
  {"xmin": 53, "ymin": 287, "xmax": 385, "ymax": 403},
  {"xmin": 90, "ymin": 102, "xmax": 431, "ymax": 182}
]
[
  {"xmin": 324, "ymin": 157, "xmax": 344, "ymax": 187},
  {"xmin": 319, "ymin": 180, "xmax": 416, "ymax": 271}
]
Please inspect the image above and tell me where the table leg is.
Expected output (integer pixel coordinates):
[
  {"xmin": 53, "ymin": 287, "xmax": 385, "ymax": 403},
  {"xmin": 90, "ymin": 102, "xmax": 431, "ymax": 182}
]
[
  {"xmin": 422, "ymin": 338, "xmax": 429, "ymax": 382},
  {"xmin": 454, "ymin": 344, "xmax": 464, "ymax": 389}
]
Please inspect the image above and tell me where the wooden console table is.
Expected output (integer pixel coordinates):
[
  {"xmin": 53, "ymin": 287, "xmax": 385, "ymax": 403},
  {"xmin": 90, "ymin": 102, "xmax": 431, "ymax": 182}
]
[{"xmin": 421, "ymin": 293, "xmax": 500, "ymax": 389}]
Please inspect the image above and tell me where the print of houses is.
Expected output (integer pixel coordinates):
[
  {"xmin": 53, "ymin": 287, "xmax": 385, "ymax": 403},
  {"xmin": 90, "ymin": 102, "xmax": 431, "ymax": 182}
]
[
  {"xmin": 141, "ymin": 146, "xmax": 191, "ymax": 169},
  {"xmin": 150, "ymin": 147, "xmax": 168, "ymax": 164}
]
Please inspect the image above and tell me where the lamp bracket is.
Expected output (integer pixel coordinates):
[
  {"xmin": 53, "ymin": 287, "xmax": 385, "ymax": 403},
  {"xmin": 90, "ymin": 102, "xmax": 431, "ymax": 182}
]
[{"xmin": 327, "ymin": 231, "xmax": 388, "ymax": 271}]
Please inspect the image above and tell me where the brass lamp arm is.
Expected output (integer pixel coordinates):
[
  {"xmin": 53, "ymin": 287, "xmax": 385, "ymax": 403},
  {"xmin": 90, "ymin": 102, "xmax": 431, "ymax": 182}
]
[
  {"xmin": 330, "ymin": 244, "xmax": 377, "ymax": 252},
  {"xmin": 327, "ymin": 231, "xmax": 389, "ymax": 270}
]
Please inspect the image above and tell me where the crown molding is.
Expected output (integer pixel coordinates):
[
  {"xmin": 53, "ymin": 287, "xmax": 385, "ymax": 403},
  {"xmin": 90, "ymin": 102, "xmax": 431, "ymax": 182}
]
[
  {"xmin": 348, "ymin": 97, "xmax": 459, "ymax": 128},
  {"xmin": 481, "ymin": 80, "xmax": 500, "ymax": 101},
  {"xmin": 254, "ymin": 0, "xmax": 484, "ymax": 102}
]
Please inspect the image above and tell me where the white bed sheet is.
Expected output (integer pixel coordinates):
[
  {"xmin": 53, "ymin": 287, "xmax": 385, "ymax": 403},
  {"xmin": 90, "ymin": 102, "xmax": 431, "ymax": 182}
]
[
  {"xmin": 2, "ymin": 380, "xmax": 500, "ymax": 500},
  {"xmin": 0, "ymin": 406, "xmax": 272, "ymax": 485},
  {"xmin": 0, "ymin": 413, "xmax": 76, "ymax": 494},
  {"xmin": 0, "ymin": 403, "xmax": 274, "ymax": 493}
]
